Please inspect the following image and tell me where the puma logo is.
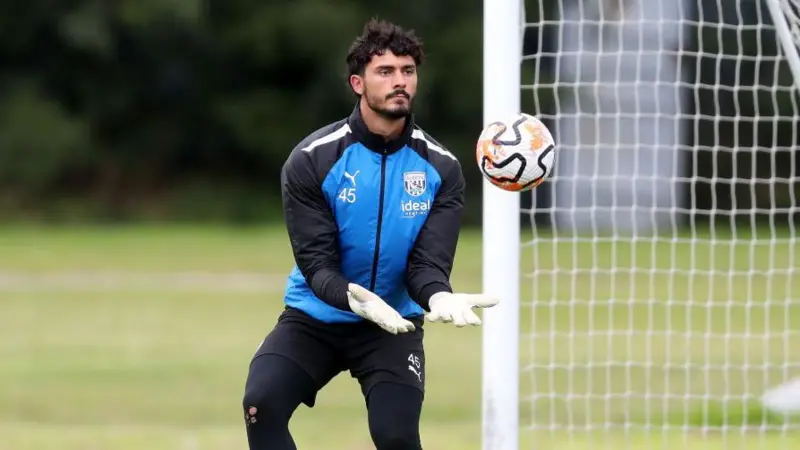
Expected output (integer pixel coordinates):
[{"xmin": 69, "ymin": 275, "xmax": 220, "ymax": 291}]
[
  {"xmin": 344, "ymin": 170, "xmax": 359, "ymax": 186},
  {"xmin": 408, "ymin": 365, "xmax": 422, "ymax": 382}
]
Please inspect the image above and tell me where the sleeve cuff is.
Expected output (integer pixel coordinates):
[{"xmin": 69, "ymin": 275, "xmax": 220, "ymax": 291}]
[
  {"xmin": 417, "ymin": 281, "xmax": 452, "ymax": 311},
  {"xmin": 308, "ymin": 268, "xmax": 351, "ymax": 311}
]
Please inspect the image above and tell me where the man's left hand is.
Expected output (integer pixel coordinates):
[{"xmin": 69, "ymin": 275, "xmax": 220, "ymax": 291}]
[{"xmin": 425, "ymin": 292, "xmax": 500, "ymax": 327}]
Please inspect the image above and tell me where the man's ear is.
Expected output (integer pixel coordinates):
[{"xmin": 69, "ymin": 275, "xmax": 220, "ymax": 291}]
[{"xmin": 349, "ymin": 74, "xmax": 364, "ymax": 96}]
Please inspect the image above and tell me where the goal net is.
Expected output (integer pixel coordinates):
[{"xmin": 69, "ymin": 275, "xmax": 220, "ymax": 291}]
[{"xmin": 482, "ymin": 0, "xmax": 800, "ymax": 449}]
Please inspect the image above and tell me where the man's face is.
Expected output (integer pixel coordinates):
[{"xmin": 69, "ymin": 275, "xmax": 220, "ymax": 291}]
[{"xmin": 351, "ymin": 51, "xmax": 418, "ymax": 120}]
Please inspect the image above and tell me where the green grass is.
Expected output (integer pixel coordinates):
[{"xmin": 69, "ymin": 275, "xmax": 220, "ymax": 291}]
[{"xmin": 2, "ymin": 224, "xmax": 800, "ymax": 449}]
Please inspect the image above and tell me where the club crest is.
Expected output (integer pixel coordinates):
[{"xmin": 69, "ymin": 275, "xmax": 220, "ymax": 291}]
[{"xmin": 403, "ymin": 171, "xmax": 426, "ymax": 197}]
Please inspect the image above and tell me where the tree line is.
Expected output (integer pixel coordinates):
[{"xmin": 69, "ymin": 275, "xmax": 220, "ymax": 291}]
[{"xmin": 0, "ymin": 0, "xmax": 795, "ymax": 226}]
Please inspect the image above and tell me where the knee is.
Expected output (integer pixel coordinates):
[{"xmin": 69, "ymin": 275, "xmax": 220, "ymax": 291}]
[
  {"xmin": 368, "ymin": 383, "xmax": 423, "ymax": 449},
  {"xmin": 370, "ymin": 407, "xmax": 420, "ymax": 450},
  {"xmin": 371, "ymin": 425, "xmax": 420, "ymax": 450},
  {"xmin": 242, "ymin": 356, "xmax": 310, "ymax": 424},
  {"xmin": 242, "ymin": 378, "xmax": 290, "ymax": 424}
]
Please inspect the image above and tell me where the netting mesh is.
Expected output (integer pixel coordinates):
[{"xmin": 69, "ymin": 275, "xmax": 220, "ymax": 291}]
[{"xmin": 518, "ymin": 0, "xmax": 800, "ymax": 446}]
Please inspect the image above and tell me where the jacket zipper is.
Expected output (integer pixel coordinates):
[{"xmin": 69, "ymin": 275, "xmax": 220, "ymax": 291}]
[{"xmin": 369, "ymin": 151, "xmax": 387, "ymax": 292}]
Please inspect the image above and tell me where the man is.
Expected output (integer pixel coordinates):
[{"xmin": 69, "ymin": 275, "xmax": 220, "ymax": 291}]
[{"xmin": 242, "ymin": 19, "xmax": 499, "ymax": 450}]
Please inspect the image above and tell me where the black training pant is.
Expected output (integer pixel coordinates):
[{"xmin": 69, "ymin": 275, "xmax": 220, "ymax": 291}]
[{"xmin": 242, "ymin": 307, "xmax": 426, "ymax": 449}]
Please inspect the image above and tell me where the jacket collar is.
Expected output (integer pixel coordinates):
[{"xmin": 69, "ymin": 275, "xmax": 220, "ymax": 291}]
[{"xmin": 347, "ymin": 102, "xmax": 414, "ymax": 154}]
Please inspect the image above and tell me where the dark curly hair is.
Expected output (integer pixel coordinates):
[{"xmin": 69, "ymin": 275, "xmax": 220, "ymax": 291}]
[{"xmin": 346, "ymin": 19, "xmax": 425, "ymax": 77}]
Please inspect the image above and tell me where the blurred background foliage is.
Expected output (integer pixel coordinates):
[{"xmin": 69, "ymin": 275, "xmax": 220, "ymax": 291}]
[
  {"xmin": 0, "ymin": 0, "xmax": 796, "ymax": 225},
  {"xmin": 0, "ymin": 0, "xmax": 489, "ymax": 223}
]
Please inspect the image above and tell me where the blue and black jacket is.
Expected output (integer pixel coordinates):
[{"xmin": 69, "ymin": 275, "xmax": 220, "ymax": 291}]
[{"xmin": 280, "ymin": 105, "xmax": 465, "ymax": 323}]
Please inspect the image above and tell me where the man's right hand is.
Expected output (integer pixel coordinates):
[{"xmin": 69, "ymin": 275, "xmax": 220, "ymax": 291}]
[{"xmin": 347, "ymin": 283, "xmax": 416, "ymax": 334}]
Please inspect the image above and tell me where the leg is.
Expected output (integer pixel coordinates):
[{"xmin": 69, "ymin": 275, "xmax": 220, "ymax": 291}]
[
  {"xmin": 242, "ymin": 308, "xmax": 343, "ymax": 450},
  {"xmin": 367, "ymin": 382, "xmax": 424, "ymax": 450},
  {"xmin": 345, "ymin": 316, "xmax": 426, "ymax": 449},
  {"xmin": 242, "ymin": 353, "xmax": 316, "ymax": 450}
]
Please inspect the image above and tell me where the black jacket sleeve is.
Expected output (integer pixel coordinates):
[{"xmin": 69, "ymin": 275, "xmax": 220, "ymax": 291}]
[
  {"xmin": 281, "ymin": 149, "xmax": 351, "ymax": 311},
  {"xmin": 405, "ymin": 160, "xmax": 466, "ymax": 311}
]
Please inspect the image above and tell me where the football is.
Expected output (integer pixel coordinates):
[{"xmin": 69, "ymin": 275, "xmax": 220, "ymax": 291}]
[{"xmin": 475, "ymin": 113, "xmax": 556, "ymax": 192}]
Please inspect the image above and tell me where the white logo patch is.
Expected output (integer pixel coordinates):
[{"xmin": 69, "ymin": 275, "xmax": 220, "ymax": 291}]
[
  {"xmin": 403, "ymin": 171, "xmax": 426, "ymax": 197},
  {"xmin": 401, "ymin": 171, "xmax": 430, "ymax": 219},
  {"xmin": 344, "ymin": 170, "xmax": 359, "ymax": 186}
]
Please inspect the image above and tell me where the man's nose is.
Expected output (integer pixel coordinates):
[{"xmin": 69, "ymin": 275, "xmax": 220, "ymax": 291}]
[{"xmin": 392, "ymin": 72, "xmax": 406, "ymax": 88}]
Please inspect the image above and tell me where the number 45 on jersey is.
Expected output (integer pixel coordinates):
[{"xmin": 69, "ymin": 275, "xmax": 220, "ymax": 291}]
[{"xmin": 339, "ymin": 170, "xmax": 359, "ymax": 203}]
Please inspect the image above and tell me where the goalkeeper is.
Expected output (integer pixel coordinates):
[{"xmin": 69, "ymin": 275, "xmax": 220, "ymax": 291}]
[{"xmin": 241, "ymin": 18, "xmax": 499, "ymax": 450}]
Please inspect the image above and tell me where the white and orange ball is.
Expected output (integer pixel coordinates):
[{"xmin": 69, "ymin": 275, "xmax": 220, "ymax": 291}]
[{"xmin": 475, "ymin": 113, "xmax": 556, "ymax": 192}]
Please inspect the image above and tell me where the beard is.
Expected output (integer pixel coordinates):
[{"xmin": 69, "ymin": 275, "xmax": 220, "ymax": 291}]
[{"xmin": 364, "ymin": 88, "xmax": 413, "ymax": 120}]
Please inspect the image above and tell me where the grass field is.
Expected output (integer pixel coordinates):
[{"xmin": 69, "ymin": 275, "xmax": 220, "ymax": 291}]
[{"xmin": 2, "ymin": 224, "xmax": 800, "ymax": 449}]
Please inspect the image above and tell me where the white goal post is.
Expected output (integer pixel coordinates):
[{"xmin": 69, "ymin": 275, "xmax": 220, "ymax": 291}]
[
  {"xmin": 481, "ymin": 0, "xmax": 522, "ymax": 449},
  {"xmin": 481, "ymin": 0, "xmax": 800, "ymax": 449},
  {"xmin": 767, "ymin": 0, "xmax": 800, "ymax": 92}
]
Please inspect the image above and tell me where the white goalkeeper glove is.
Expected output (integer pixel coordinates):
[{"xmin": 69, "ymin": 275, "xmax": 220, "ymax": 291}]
[
  {"xmin": 426, "ymin": 291, "xmax": 500, "ymax": 327},
  {"xmin": 347, "ymin": 283, "xmax": 416, "ymax": 334}
]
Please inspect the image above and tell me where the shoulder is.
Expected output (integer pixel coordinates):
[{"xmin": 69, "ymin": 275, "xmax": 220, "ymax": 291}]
[
  {"xmin": 293, "ymin": 119, "xmax": 353, "ymax": 154},
  {"xmin": 283, "ymin": 118, "xmax": 354, "ymax": 182},
  {"xmin": 408, "ymin": 126, "xmax": 463, "ymax": 185}
]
